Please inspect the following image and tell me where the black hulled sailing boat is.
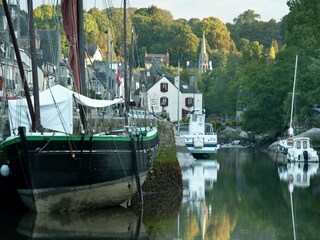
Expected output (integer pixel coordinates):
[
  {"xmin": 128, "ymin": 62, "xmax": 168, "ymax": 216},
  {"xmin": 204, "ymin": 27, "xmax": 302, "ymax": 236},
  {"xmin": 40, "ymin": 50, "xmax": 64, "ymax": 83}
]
[{"xmin": 0, "ymin": 0, "xmax": 159, "ymax": 212}]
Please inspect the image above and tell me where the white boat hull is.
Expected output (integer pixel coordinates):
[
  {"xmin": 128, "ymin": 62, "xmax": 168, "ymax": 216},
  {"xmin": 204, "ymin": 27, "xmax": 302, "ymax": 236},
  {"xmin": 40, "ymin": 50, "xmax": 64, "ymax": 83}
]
[{"xmin": 184, "ymin": 135, "xmax": 219, "ymax": 154}]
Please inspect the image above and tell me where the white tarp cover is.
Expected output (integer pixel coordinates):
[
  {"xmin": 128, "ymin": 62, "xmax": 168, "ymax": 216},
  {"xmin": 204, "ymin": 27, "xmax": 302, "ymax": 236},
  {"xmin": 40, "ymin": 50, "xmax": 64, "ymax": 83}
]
[
  {"xmin": 8, "ymin": 85, "xmax": 123, "ymax": 135},
  {"xmin": 73, "ymin": 92, "xmax": 124, "ymax": 108}
]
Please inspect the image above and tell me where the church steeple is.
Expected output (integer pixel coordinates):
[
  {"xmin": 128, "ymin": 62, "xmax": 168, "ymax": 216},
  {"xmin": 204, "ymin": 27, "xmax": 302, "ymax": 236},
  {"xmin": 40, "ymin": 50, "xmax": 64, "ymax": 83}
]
[{"xmin": 199, "ymin": 32, "xmax": 209, "ymax": 73}]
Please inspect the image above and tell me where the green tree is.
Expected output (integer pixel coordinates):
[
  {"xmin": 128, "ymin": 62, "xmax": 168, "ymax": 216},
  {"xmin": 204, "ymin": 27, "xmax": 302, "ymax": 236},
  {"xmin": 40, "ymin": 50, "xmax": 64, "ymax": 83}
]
[
  {"xmin": 34, "ymin": 4, "xmax": 58, "ymax": 30},
  {"xmin": 201, "ymin": 17, "xmax": 236, "ymax": 67},
  {"xmin": 132, "ymin": 5, "xmax": 174, "ymax": 65},
  {"xmin": 286, "ymin": 0, "xmax": 320, "ymax": 54},
  {"xmin": 83, "ymin": 11, "xmax": 100, "ymax": 45},
  {"xmin": 233, "ymin": 9, "xmax": 261, "ymax": 24},
  {"xmin": 239, "ymin": 39, "xmax": 264, "ymax": 63},
  {"xmin": 188, "ymin": 18, "xmax": 202, "ymax": 37},
  {"xmin": 227, "ymin": 10, "xmax": 282, "ymax": 51},
  {"xmin": 169, "ymin": 22, "xmax": 199, "ymax": 66}
]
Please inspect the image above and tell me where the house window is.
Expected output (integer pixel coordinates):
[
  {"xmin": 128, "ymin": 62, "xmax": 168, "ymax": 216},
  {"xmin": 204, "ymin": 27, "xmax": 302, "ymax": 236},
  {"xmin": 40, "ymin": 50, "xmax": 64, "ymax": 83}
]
[
  {"xmin": 185, "ymin": 97, "xmax": 194, "ymax": 107},
  {"xmin": 160, "ymin": 97, "xmax": 168, "ymax": 106},
  {"xmin": 160, "ymin": 82, "xmax": 168, "ymax": 92}
]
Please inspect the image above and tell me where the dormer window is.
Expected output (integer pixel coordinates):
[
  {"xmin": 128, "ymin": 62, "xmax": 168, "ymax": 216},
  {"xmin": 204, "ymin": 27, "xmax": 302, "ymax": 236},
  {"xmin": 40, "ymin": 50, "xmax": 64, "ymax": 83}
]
[
  {"xmin": 160, "ymin": 97, "xmax": 168, "ymax": 106},
  {"xmin": 160, "ymin": 82, "xmax": 168, "ymax": 92},
  {"xmin": 185, "ymin": 97, "xmax": 194, "ymax": 107}
]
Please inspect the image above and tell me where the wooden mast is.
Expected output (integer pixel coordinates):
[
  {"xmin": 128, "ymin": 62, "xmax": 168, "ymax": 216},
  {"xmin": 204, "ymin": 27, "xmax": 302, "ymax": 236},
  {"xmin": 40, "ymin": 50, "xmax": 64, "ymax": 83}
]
[
  {"xmin": 77, "ymin": 0, "xmax": 88, "ymax": 132},
  {"xmin": 27, "ymin": 0, "xmax": 42, "ymax": 132},
  {"xmin": 123, "ymin": 0, "xmax": 129, "ymax": 126},
  {"xmin": 77, "ymin": 0, "xmax": 86, "ymax": 96}
]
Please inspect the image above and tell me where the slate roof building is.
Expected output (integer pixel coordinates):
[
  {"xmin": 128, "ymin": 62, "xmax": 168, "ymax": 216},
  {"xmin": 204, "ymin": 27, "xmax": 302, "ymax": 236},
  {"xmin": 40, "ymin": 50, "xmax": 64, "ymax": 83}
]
[{"xmin": 144, "ymin": 52, "xmax": 169, "ymax": 70}]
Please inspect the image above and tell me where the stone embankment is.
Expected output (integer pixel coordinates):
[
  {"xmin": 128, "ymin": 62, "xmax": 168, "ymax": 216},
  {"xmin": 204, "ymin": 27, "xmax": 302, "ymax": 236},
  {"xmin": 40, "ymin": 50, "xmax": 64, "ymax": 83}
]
[
  {"xmin": 135, "ymin": 120, "xmax": 184, "ymax": 194},
  {"xmin": 129, "ymin": 120, "xmax": 185, "ymax": 213}
]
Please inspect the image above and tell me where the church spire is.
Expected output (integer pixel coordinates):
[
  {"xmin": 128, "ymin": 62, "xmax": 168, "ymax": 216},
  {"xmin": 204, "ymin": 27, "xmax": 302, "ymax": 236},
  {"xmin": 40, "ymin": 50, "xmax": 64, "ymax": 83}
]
[{"xmin": 199, "ymin": 32, "xmax": 209, "ymax": 73}]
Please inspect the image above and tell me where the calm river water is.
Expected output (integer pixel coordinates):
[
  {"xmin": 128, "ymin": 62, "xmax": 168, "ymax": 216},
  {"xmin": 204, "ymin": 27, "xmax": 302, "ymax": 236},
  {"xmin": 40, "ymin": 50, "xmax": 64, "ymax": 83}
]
[{"xmin": 1, "ymin": 148, "xmax": 320, "ymax": 239}]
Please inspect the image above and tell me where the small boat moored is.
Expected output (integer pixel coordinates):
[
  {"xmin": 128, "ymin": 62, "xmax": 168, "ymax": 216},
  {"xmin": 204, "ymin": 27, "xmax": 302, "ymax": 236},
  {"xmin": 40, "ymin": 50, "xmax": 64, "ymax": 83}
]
[{"xmin": 176, "ymin": 109, "xmax": 219, "ymax": 156}]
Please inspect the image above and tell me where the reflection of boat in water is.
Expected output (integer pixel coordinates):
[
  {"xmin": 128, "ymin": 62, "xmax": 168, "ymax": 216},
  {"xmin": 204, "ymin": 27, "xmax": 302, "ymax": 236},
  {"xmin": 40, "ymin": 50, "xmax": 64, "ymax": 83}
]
[
  {"xmin": 278, "ymin": 161, "xmax": 319, "ymax": 189},
  {"xmin": 278, "ymin": 161, "xmax": 319, "ymax": 240},
  {"xmin": 16, "ymin": 207, "xmax": 148, "ymax": 239},
  {"xmin": 182, "ymin": 160, "xmax": 220, "ymax": 202},
  {"xmin": 181, "ymin": 159, "xmax": 220, "ymax": 240}
]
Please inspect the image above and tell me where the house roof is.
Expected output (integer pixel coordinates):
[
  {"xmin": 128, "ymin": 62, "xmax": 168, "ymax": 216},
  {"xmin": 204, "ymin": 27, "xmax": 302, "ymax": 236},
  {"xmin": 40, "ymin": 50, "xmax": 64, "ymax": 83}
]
[
  {"xmin": 145, "ymin": 75, "xmax": 200, "ymax": 94},
  {"xmin": 85, "ymin": 45, "xmax": 100, "ymax": 57},
  {"xmin": 144, "ymin": 53, "xmax": 169, "ymax": 65},
  {"xmin": 179, "ymin": 82, "xmax": 200, "ymax": 94}
]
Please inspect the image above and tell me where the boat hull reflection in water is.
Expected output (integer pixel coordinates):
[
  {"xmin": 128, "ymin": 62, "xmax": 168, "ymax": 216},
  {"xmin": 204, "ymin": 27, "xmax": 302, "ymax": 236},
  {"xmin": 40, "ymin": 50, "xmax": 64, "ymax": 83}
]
[
  {"xmin": 16, "ymin": 207, "xmax": 148, "ymax": 239},
  {"xmin": 278, "ymin": 160, "xmax": 319, "ymax": 240},
  {"xmin": 181, "ymin": 159, "xmax": 219, "ymax": 240},
  {"xmin": 182, "ymin": 159, "xmax": 219, "ymax": 202}
]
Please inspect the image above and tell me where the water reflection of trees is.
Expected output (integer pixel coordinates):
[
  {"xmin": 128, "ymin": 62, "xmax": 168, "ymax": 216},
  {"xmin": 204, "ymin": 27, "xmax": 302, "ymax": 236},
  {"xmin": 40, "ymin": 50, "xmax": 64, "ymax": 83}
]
[{"xmin": 212, "ymin": 150, "xmax": 291, "ymax": 239}]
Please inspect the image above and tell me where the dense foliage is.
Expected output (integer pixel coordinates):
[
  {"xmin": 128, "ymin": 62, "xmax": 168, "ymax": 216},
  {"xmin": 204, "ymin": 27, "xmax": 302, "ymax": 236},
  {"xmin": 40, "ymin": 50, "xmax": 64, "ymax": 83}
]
[{"xmin": 32, "ymin": 0, "xmax": 320, "ymax": 137}]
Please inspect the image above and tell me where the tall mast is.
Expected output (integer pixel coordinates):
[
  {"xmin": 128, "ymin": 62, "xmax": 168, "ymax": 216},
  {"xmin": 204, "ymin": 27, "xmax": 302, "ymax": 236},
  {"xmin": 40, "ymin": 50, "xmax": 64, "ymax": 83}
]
[
  {"xmin": 28, "ymin": 0, "xmax": 42, "ymax": 132},
  {"xmin": 78, "ymin": 0, "xmax": 86, "ymax": 95},
  {"xmin": 77, "ymin": 0, "xmax": 88, "ymax": 132},
  {"xmin": 123, "ymin": 0, "xmax": 129, "ymax": 126},
  {"xmin": 129, "ymin": 26, "xmax": 134, "ymax": 108},
  {"xmin": 289, "ymin": 55, "xmax": 298, "ymax": 137},
  {"xmin": 55, "ymin": 0, "xmax": 62, "ymax": 86}
]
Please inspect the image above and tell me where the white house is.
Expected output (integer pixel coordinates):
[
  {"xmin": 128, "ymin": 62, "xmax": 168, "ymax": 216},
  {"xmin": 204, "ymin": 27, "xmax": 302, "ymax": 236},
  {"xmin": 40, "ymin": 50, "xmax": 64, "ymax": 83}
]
[
  {"xmin": 85, "ymin": 45, "xmax": 103, "ymax": 66},
  {"xmin": 146, "ymin": 76, "xmax": 202, "ymax": 122}
]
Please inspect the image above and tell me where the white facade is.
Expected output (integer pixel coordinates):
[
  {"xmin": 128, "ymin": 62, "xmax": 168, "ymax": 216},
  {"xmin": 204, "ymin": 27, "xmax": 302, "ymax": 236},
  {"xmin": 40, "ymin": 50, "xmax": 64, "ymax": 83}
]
[
  {"xmin": 0, "ymin": 48, "xmax": 45, "ymax": 97},
  {"xmin": 147, "ymin": 76, "xmax": 202, "ymax": 122}
]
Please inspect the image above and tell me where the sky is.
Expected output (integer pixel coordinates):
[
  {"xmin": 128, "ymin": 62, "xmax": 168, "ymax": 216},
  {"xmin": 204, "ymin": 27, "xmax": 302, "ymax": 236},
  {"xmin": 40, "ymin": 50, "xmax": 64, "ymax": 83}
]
[{"xmin": 26, "ymin": 0, "xmax": 289, "ymax": 23}]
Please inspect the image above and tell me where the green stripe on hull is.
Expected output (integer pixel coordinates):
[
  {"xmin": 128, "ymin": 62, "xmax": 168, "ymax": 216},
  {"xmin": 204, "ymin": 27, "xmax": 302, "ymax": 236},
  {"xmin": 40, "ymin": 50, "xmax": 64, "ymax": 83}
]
[{"xmin": 0, "ymin": 129, "xmax": 158, "ymax": 148}]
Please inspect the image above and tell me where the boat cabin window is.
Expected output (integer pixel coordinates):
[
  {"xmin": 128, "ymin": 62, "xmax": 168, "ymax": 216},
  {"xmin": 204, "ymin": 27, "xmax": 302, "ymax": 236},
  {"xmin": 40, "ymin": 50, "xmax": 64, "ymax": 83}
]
[
  {"xmin": 205, "ymin": 123, "xmax": 213, "ymax": 135},
  {"xmin": 303, "ymin": 141, "xmax": 308, "ymax": 149},
  {"xmin": 296, "ymin": 141, "xmax": 301, "ymax": 149}
]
